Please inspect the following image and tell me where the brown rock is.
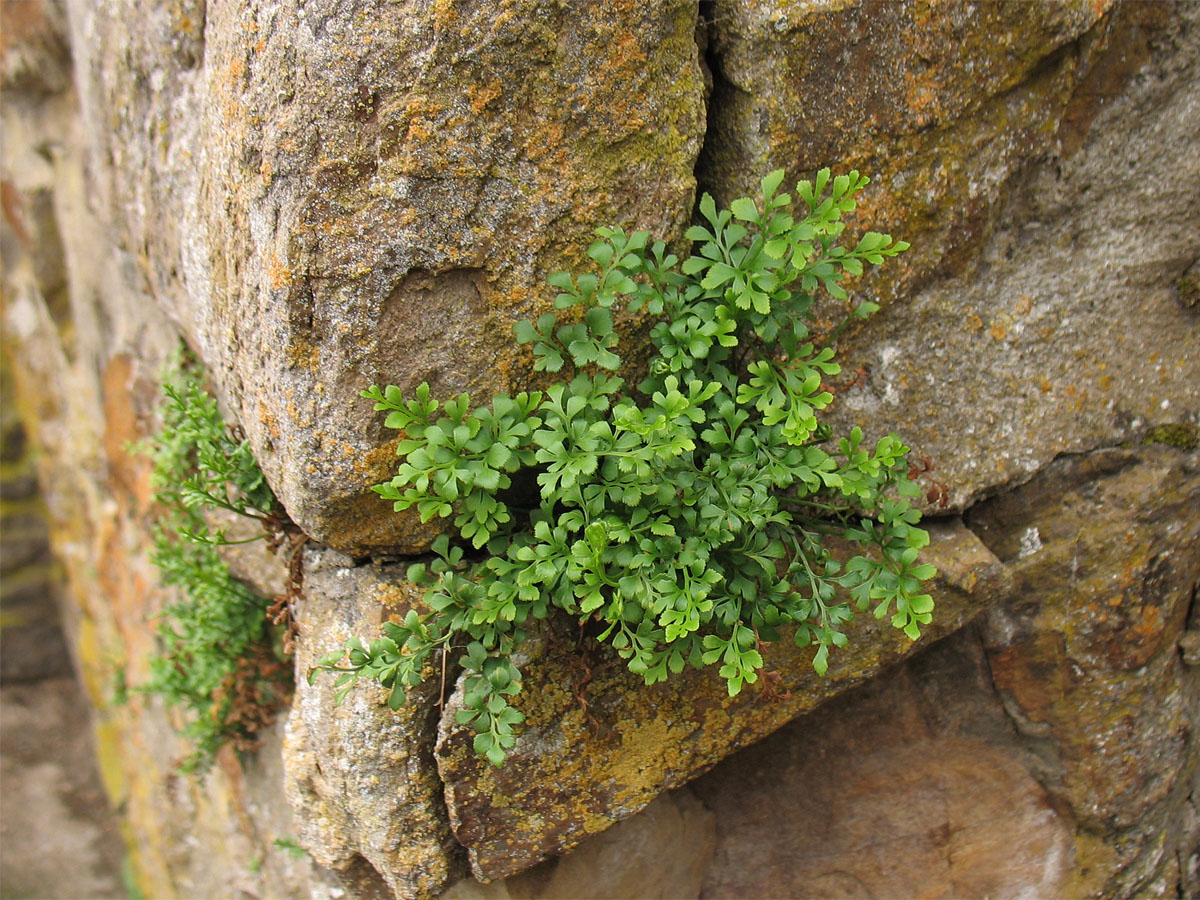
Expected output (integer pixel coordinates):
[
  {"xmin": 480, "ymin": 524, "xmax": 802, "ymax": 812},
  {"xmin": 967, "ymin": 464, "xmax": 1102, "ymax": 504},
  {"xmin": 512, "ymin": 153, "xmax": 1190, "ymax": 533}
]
[
  {"xmin": 283, "ymin": 547, "xmax": 466, "ymax": 900},
  {"xmin": 700, "ymin": 0, "xmax": 1115, "ymax": 284},
  {"xmin": 691, "ymin": 627, "xmax": 1075, "ymax": 900},
  {"xmin": 970, "ymin": 445, "xmax": 1200, "ymax": 896},
  {"xmin": 704, "ymin": 1, "xmax": 1200, "ymax": 512},
  {"xmin": 0, "ymin": 0, "xmax": 72, "ymax": 96},
  {"xmin": 444, "ymin": 788, "xmax": 715, "ymax": 900},
  {"xmin": 67, "ymin": 0, "xmax": 706, "ymax": 556},
  {"xmin": 6, "ymin": 0, "xmax": 1200, "ymax": 897}
]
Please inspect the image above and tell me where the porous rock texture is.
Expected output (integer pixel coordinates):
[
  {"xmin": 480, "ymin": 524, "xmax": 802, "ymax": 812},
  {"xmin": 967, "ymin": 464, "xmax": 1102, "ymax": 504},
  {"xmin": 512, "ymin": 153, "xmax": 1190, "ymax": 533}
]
[
  {"xmin": 66, "ymin": 0, "xmax": 706, "ymax": 556},
  {"xmin": 285, "ymin": 548, "xmax": 461, "ymax": 899},
  {"xmin": 2, "ymin": 0, "xmax": 1198, "ymax": 898}
]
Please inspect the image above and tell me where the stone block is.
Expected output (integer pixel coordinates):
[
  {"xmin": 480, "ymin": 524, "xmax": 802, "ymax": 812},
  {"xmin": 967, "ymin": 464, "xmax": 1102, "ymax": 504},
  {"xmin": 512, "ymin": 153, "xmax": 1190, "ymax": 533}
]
[{"xmin": 67, "ymin": 0, "xmax": 706, "ymax": 556}]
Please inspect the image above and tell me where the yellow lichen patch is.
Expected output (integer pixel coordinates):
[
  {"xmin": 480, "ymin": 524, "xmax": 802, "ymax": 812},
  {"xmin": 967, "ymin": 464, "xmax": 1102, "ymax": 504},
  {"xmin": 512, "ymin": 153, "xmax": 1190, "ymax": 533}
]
[
  {"xmin": 74, "ymin": 616, "xmax": 113, "ymax": 711},
  {"xmin": 407, "ymin": 120, "xmax": 434, "ymax": 143},
  {"xmin": 353, "ymin": 438, "xmax": 401, "ymax": 475},
  {"xmin": 369, "ymin": 579, "xmax": 425, "ymax": 614}
]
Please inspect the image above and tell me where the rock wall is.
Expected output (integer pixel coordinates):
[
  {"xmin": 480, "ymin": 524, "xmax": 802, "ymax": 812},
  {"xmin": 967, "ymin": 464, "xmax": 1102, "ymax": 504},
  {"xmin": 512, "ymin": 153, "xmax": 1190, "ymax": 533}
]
[
  {"xmin": 2, "ymin": 1, "xmax": 1197, "ymax": 898},
  {"xmin": 0, "ymin": 345, "xmax": 68, "ymax": 683},
  {"xmin": 1, "ymin": 298, "xmax": 126, "ymax": 900}
]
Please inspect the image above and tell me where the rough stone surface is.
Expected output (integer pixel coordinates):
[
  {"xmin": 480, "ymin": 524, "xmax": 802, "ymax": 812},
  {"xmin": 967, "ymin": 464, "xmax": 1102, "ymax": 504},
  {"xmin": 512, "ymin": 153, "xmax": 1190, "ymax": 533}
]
[
  {"xmin": 285, "ymin": 522, "xmax": 1009, "ymax": 889},
  {"xmin": 2, "ymin": 4, "xmax": 341, "ymax": 897},
  {"xmin": 706, "ymin": 1, "xmax": 1200, "ymax": 510},
  {"xmin": 969, "ymin": 444, "xmax": 1200, "ymax": 898},
  {"xmin": 443, "ymin": 789, "xmax": 715, "ymax": 900},
  {"xmin": 285, "ymin": 547, "xmax": 465, "ymax": 900},
  {"xmin": 0, "ymin": 351, "xmax": 70, "ymax": 685},
  {"xmin": 692, "ymin": 626, "xmax": 1075, "ymax": 900},
  {"xmin": 0, "ymin": 0, "xmax": 71, "ymax": 97},
  {"xmin": 702, "ymin": 0, "xmax": 1117, "ymax": 225},
  {"xmin": 65, "ymin": 0, "xmax": 706, "ymax": 556}
]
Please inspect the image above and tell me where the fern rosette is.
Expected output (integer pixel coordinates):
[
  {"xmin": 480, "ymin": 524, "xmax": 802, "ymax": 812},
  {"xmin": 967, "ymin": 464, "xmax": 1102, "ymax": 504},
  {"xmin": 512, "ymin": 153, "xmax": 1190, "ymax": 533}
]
[{"xmin": 314, "ymin": 170, "xmax": 935, "ymax": 765}]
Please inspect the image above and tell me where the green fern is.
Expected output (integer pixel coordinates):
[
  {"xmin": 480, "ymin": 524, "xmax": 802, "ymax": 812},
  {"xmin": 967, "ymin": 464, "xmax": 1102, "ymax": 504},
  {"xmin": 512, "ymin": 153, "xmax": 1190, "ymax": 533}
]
[
  {"xmin": 314, "ymin": 170, "xmax": 935, "ymax": 766},
  {"xmin": 139, "ymin": 352, "xmax": 291, "ymax": 772}
]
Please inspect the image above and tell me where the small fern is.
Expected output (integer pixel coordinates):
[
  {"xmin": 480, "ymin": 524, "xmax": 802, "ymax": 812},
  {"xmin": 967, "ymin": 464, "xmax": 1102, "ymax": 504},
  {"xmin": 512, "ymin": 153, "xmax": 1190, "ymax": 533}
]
[
  {"xmin": 314, "ymin": 170, "xmax": 935, "ymax": 765},
  {"xmin": 139, "ymin": 351, "xmax": 292, "ymax": 771}
]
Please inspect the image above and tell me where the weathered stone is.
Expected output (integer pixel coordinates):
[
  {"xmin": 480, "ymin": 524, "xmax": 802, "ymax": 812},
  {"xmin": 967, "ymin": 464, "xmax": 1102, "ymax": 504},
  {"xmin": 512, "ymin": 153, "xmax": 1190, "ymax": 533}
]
[
  {"xmin": 437, "ymin": 519, "xmax": 1012, "ymax": 882},
  {"xmin": 1178, "ymin": 257, "xmax": 1200, "ymax": 309},
  {"xmin": 701, "ymin": 0, "xmax": 1117, "ymax": 277},
  {"xmin": 969, "ymin": 445, "xmax": 1200, "ymax": 897},
  {"xmin": 704, "ymin": 1, "xmax": 1200, "ymax": 511},
  {"xmin": 284, "ymin": 547, "xmax": 466, "ymax": 900},
  {"xmin": 207, "ymin": 506, "xmax": 293, "ymax": 602},
  {"xmin": 0, "ymin": 345, "xmax": 70, "ymax": 685},
  {"xmin": 0, "ymin": 0, "xmax": 72, "ymax": 96},
  {"xmin": 6, "ymin": 0, "xmax": 1200, "ymax": 897},
  {"xmin": 66, "ymin": 0, "xmax": 706, "ymax": 556},
  {"xmin": 443, "ymin": 788, "xmax": 715, "ymax": 900},
  {"xmin": 691, "ymin": 627, "xmax": 1075, "ymax": 900},
  {"xmin": 2, "ymin": 7, "xmax": 340, "ymax": 896},
  {"xmin": 1180, "ymin": 630, "xmax": 1200, "ymax": 667}
]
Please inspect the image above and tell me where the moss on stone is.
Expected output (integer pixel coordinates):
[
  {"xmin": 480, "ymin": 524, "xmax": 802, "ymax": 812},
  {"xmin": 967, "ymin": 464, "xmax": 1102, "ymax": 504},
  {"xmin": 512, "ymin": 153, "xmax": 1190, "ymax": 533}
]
[
  {"xmin": 1176, "ymin": 272, "xmax": 1199, "ymax": 309},
  {"xmin": 1145, "ymin": 423, "xmax": 1200, "ymax": 451}
]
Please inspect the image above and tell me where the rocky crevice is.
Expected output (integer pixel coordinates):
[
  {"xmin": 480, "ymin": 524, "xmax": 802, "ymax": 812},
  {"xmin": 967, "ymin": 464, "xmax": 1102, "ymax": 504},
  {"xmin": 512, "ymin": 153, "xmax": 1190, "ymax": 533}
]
[
  {"xmin": 2, "ymin": 1, "xmax": 1198, "ymax": 898},
  {"xmin": 691, "ymin": 0, "xmax": 741, "ymax": 205}
]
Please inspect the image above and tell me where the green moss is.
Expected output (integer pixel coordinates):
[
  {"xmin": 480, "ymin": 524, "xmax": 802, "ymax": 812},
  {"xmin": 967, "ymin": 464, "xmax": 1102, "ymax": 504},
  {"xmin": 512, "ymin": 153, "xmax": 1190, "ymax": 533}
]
[
  {"xmin": 1144, "ymin": 423, "xmax": 1200, "ymax": 451},
  {"xmin": 1176, "ymin": 273, "xmax": 1199, "ymax": 309}
]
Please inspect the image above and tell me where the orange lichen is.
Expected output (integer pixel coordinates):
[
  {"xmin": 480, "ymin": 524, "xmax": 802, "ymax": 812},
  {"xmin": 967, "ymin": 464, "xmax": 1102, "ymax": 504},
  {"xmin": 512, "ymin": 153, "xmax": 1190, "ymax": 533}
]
[
  {"xmin": 227, "ymin": 56, "xmax": 246, "ymax": 86},
  {"xmin": 467, "ymin": 81, "xmax": 504, "ymax": 115},
  {"xmin": 266, "ymin": 253, "xmax": 293, "ymax": 289},
  {"xmin": 407, "ymin": 121, "xmax": 433, "ymax": 142}
]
